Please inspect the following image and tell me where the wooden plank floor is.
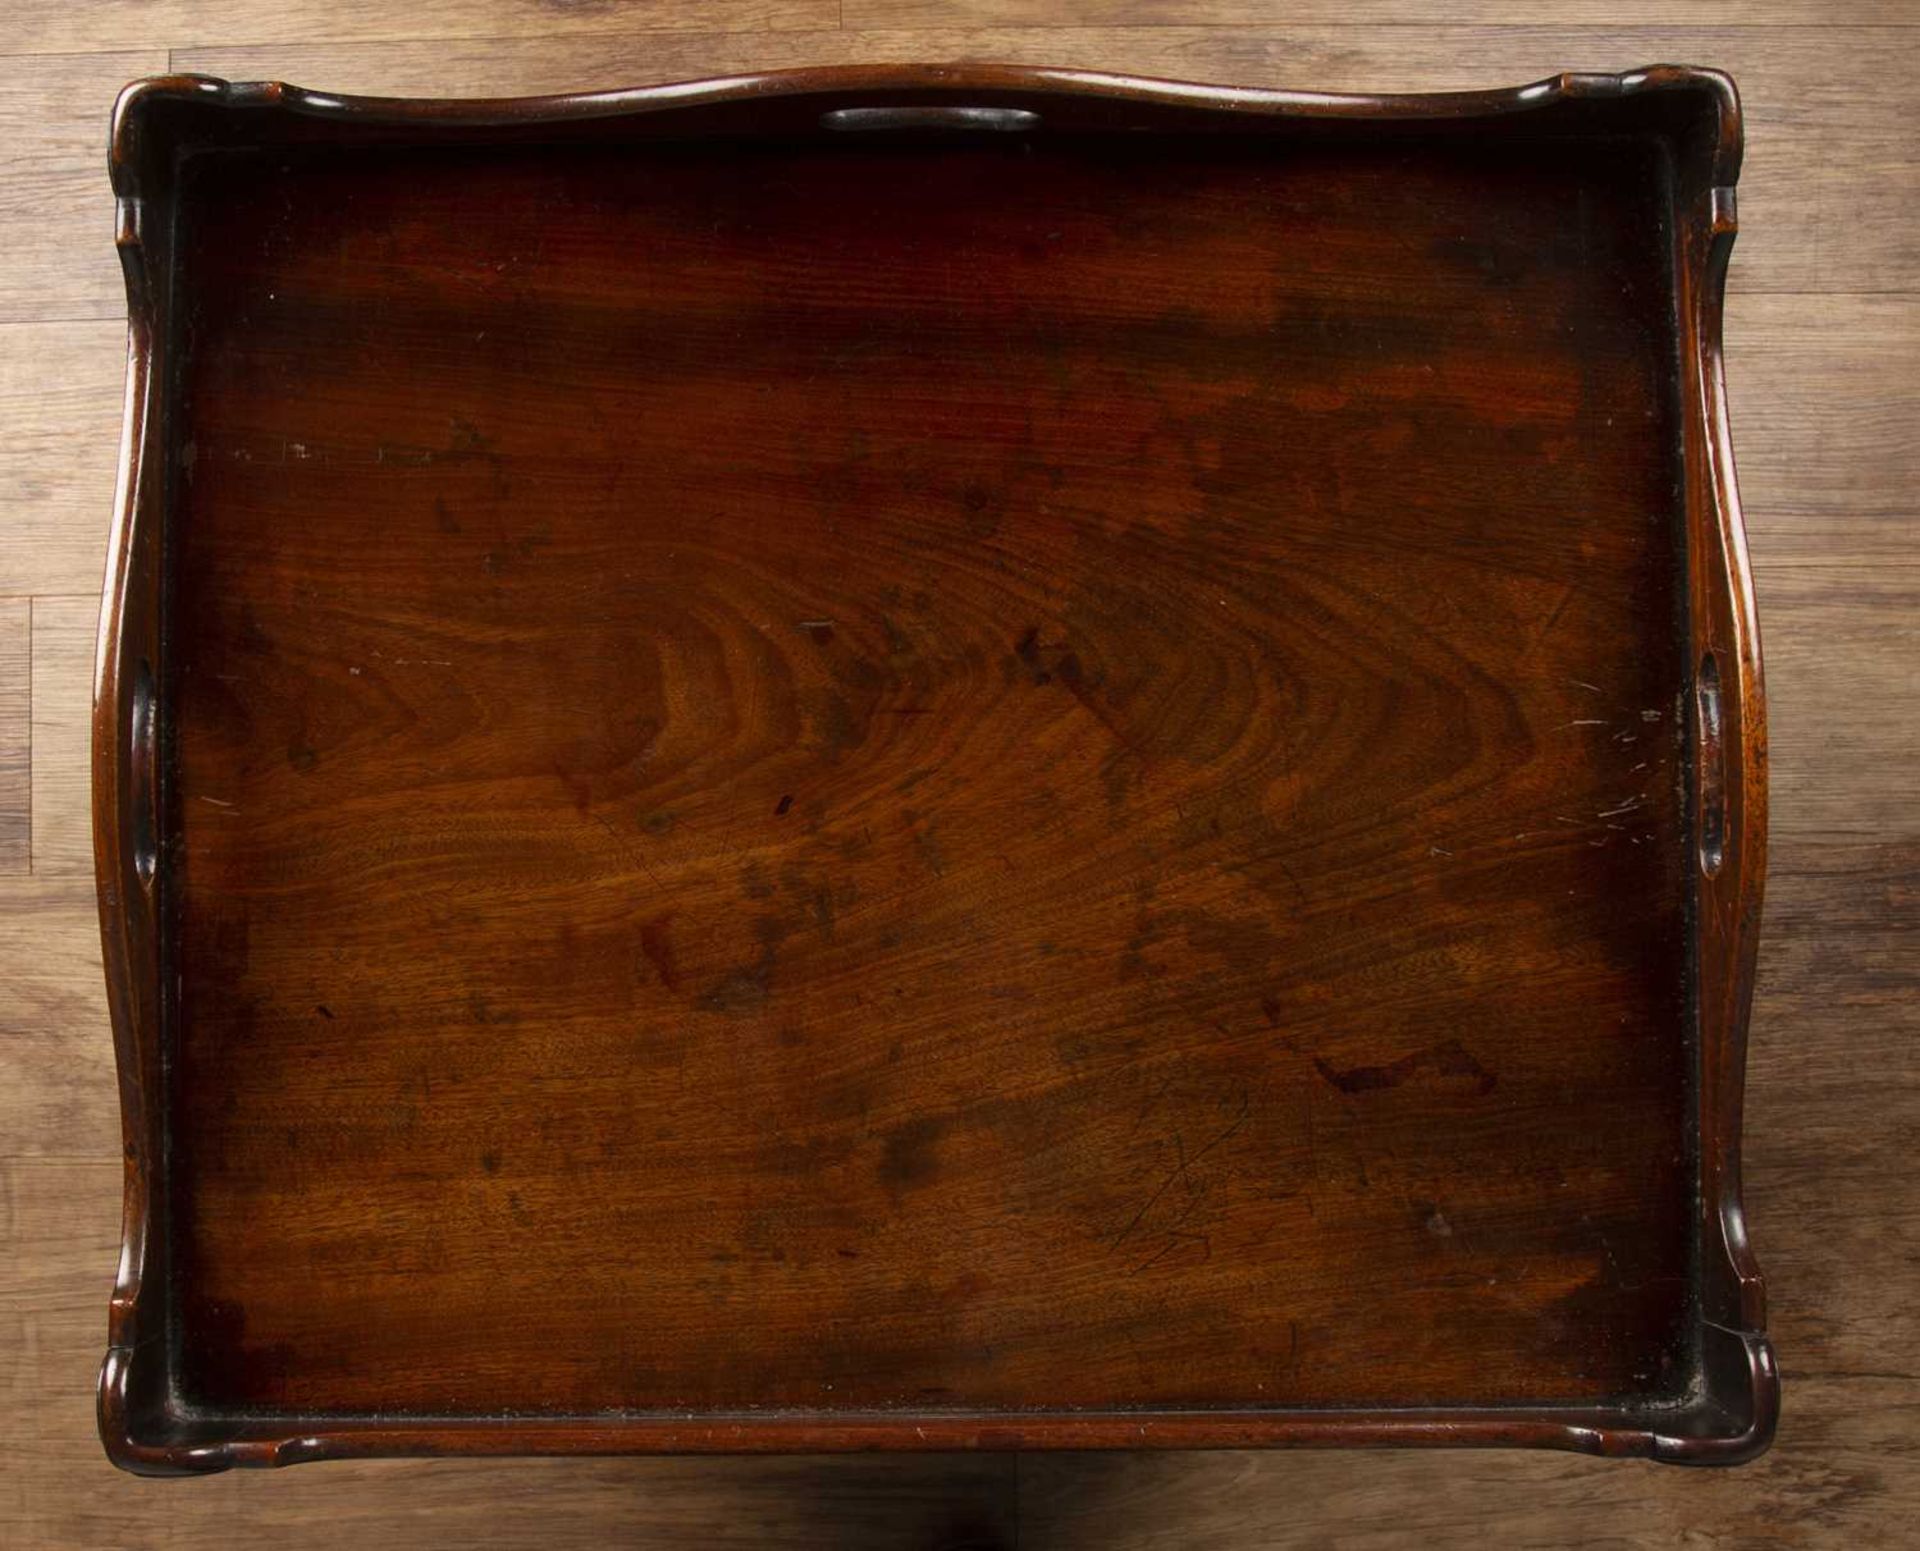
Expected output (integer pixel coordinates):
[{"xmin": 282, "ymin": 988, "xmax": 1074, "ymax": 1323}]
[{"xmin": 2, "ymin": 3, "xmax": 1913, "ymax": 1544}]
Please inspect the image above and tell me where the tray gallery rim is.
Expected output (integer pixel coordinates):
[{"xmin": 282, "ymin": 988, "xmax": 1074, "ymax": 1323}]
[{"xmin": 94, "ymin": 62, "xmax": 1771, "ymax": 1472}]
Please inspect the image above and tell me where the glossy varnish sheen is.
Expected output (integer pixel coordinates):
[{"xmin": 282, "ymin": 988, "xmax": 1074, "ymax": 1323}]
[{"xmin": 96, "ymin": 68, "xmax": 1771, "ymax": 1468}]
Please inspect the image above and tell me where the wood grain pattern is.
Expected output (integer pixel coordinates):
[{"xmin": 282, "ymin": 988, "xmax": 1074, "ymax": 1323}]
[
  {"xmin": 843, "ymin": 0, "xmax": 1919, "ymax": 25},
  {"xmin": 2, "ymin": 1153, "xmax": 1016, "ymax": 1551},
  {"xmin": 1016, "ymin": 1375, "xmax": 1920, "ymax": 1550},
  {"xmin": 1760, "ymin": 570, "xmax": 1918, "ymax": 841},
  {"xmin": 1729, "ymin": 296, "xmax": 1918, "ymax": 555},
  {"xmin": 0, "ymin": 878, "xmax": 112, "ymax": 1151},
  {"xmin": 0, "ymin": 322, "xmax": 129, "ymax": 594},
  {"xmin": 1744, "ymin": 848, "xmax": 1919, "ymax": 1380},
  {"xmin": 170, "ymin": 24, "xmax": 1920, "ymax": 295},
  {"xmin": 0, "ymin": 601, "xmax": 28, "ymax": 872},
  {"xmin": 30, "ymin": 598, "xmax": 97, "ymax": 877},
  {"xmin": 0, "ymin": 53, "xmax": 168, "ymax": 323},
  {"xmin": 10, "ymin": 0, "xmax": 832, "ymax": 54},
  {"xmin": 0, "ymin": 1, "xmax": 1915, "ymax": 1545}
]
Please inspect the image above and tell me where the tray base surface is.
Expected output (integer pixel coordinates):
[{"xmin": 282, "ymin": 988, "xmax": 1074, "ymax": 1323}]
[{"xmin": 164, "ymin": 130, "xmax": 1696, "ymax": 1419}]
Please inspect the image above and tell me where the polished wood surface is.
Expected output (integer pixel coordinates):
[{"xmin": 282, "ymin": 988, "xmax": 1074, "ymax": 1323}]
[
  {"xmin": 3, "ymin": 4, "xmax": 1915, "ymax": 1545},
  {"xmin": 181, "ymin": 126, "xmax": 1694, "ymax": 1411},
  {"xmin": 96, "ymin": 66, "xmax": 1761, "ymax": 1467}
]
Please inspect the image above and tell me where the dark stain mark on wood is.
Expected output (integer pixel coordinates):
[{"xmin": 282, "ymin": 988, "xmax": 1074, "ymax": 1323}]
[
  {"xmin": 639, "ymin": 914, "xmax": 680, "ymax": 992},
  {"xmin": 1013, "ymin": 626, "xmax": 1051, "ymax": 685},
  {"xmin": 698, "ymin": 933, "xmax": 776, "ymax": 1015},
  {"xmin": 1015, "ymin": 628, "xmax": 1145, "ymax": 761},
  {"xmin": 879, "ymin": 1115, "xmax": 947, "ymax": 1194},
  {"xmin": 901, "ymin": 810, "xmax": 947, "ymax": 878},
  {"xmin": 780, "ymin": 864, "xmax": 837, "ymax": 940},
  {"xmin": 807, "ymin": 689, "xmax": 867, "ymax": 762},
  {"xmin": 1313, "ymin": 1039, "xmax": 1497, "ymax": 1097}
]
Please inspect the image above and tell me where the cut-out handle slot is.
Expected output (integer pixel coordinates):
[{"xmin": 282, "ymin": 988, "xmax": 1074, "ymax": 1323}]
[
  {"xmin": 1696, "ymin": 651, "xmax": 1725, "ymax": 876},
  {"xmin": 820, "ymin": 106, "xmax": 1041, "ymax": 134},
  {"xmin": 129, "ymin": 658, "xmax": 158, "ymax": 888}
]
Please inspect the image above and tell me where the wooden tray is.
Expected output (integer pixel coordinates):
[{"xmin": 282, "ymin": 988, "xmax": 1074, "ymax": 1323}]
[{"xmin": 95, "ymin": 65, "xmax": 1774, "ymax": 1472}]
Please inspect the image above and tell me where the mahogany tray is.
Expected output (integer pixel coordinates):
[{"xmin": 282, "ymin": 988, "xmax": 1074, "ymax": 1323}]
[{"xmin": 95, "ymin": 65, "xmax": 1774, "ymax": 1472}]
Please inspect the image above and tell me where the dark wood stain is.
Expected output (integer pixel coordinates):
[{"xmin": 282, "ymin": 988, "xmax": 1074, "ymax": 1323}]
[
  {"xmin": 1311, "ymin": 1039, "xmax": 1498, "ymax": 1097},
  {"xmin": 639, "ymin": 914, "xmax": 681, "ymax": 992},
  {"xmin": 93, "ymin": 65, "xmax": 1771, "ymax": 1472}
]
